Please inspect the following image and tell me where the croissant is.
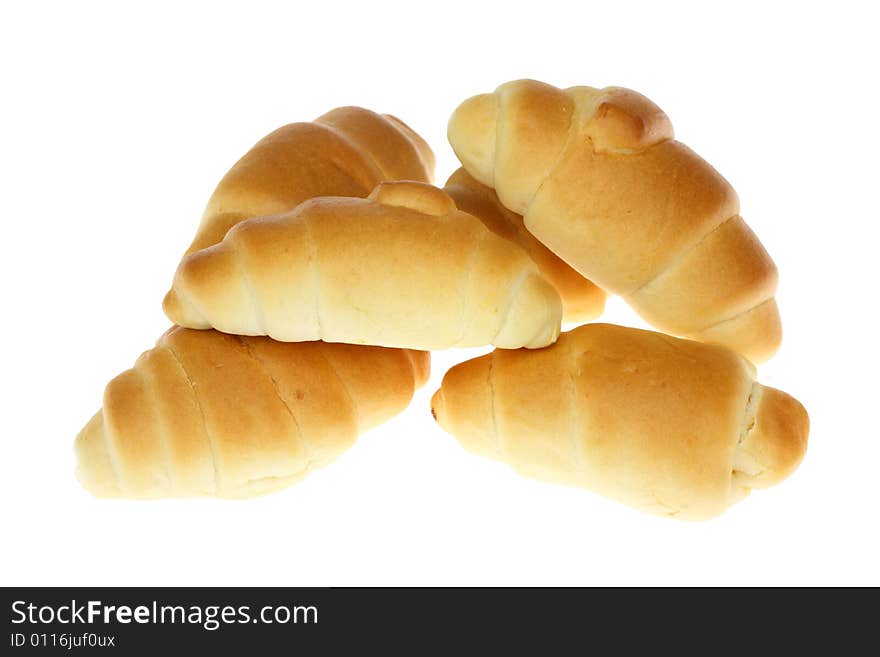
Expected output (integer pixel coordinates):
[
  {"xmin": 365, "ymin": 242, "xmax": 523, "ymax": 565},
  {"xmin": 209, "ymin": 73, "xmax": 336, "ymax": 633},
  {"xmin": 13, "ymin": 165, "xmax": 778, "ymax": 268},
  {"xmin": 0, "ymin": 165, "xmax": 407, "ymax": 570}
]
[
  {"xmin": 431, "ymin": 323, "xmax": 808, "ymax": 520},
  {"xmin": 448, "ymin": 80, "xmax": 780, "ymax": 362},
  {"xmin": 444, "ymin": 168, "xmax": 606, "ymax": 323},
  {"xmin": 183, "ymin": 106, "xmax": 434, "ymax": 257},
  {"xmin": 75, "ymin": 327, "xmax": 429, "ymax": 499},
  {"xmin": 164, "ymin": 181, "xmax": 563, "ymax": 350}
]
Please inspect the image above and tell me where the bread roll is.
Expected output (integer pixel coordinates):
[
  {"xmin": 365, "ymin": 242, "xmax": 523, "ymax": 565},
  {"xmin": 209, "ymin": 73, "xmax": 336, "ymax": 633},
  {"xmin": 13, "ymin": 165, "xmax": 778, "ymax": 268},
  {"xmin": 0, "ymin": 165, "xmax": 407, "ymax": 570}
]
[
  {"xmin": 444, "ymin": 168, "xmax": 606, "ymax": 323},
  {"xmin": 164, "ymin": 181, "xmax": 563, "ymax": 350},
  {"xmin": 184, "ymin": 106, "xmax": 434, "ymax": 257},
  {"xmin": 75, "ymin": 327, "xmax": 429, "ymax": 499},
  {"xmin": 431, "ymin": 323, "xmax": 807, "ymax": 520},
  {"xmin": 448, "ymin": 80, "xmax": 780, "ymax": 362}
]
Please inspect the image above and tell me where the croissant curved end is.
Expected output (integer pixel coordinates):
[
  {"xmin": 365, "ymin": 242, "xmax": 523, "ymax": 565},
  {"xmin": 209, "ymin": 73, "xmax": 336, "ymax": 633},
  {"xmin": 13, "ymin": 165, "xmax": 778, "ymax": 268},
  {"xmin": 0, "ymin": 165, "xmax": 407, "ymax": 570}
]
[
  {"xmin": 694, "ymin": 298, "xmax": 782, "ymax": 364},
  {"xmin": 74, "ymin": 412, "xmax": 120, "ymax": 498},
  {"xmin": 163, "ymin": 288, "xmax": 209, "ymax": 329},
  {"xmin": 430, "ymin": 354, "xmax": 497, "ymax": 458},
  {"xmin": 494, "ymin": 273, "xmax": 562, "ymax": 349},
  {"xmin": 733, "ymin": 385, "xmax": 809, "ymax": 491},
  {"xmin": 448, "ymin": 93, "xmax": 499, "ymax": 188},
  {"xmin": 164, "ymin": 241, "xmax": 256, "ymax": 332}
]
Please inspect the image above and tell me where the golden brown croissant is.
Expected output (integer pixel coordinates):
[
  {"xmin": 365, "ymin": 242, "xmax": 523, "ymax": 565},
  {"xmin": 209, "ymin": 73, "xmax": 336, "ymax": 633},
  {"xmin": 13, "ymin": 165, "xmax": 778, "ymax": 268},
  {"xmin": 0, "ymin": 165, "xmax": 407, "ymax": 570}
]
[
  {"xmin": 184, "ymin": 106, "xmax": 434, "ymax": 257},
  {"xmin": 443, "ymin": 168, "xmax": 606, "ymax": 323},
  {"xmin": 449, "ymin": 80, "xmax": 780, "ymax": 362},
  {"xmin": 75, "ymin": 327, "xmax": 429, "ymax": 499},
  {"xmin": 431, "ymin": 323, "xmax": 807, "ymax": 520},
  {"xmin": 164, "ymin": 181, "xmax": 563, "ymax": 350}
]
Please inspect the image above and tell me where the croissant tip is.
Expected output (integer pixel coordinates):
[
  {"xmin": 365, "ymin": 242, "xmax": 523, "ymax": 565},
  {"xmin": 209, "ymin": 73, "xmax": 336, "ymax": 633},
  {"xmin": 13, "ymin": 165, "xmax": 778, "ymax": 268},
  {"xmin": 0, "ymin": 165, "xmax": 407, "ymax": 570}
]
[
  {"xmin": 736, "ymin": 387, "xmax": 809, "ymax": 490},
  {"xmin": 74, "ymin": 412, "xmax": 121, "ymax": 498},
  {"xmin": 163, "ymin": 286, "xmax": 210, "ymax": 329},
  {"xmin": 694, "ymin": 298, "xmax": 782, "ymax": 364},
  {"xmin": 448, "ymin": 93, "xmax": 499, "ymax": 187},
  {"xmin": 162, "ymin": 289, "xmax": 182, "ymax": 322}
]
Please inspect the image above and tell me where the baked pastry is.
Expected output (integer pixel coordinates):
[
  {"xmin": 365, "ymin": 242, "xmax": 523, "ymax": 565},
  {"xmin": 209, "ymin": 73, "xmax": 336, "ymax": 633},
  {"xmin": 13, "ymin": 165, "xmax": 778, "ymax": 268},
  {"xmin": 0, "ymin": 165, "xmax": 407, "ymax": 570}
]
[
  {"xmin": 449, "ymin": 80, "xmax": 780, "ymax": 362},
  {"xmin": 182, "ymin": 106, "xmax": 434, "ymax": 257},
  {"xmin": 164, "ymin": 181, "xmax": 563, "ymax": 350},
  {"xmin": 76, "ymin": 108, "xmax": 435, "ymax": 500},
  {"xmin": 75, "ymin": 327, "xmax": 429, "ymax": 498},
  {"xmin": 444, "ymin": 168, "xmax": 606, "ymax": 323},
  {"xmin": 431, "ymin": 323, "xmax": 808, "ymax": 520}
]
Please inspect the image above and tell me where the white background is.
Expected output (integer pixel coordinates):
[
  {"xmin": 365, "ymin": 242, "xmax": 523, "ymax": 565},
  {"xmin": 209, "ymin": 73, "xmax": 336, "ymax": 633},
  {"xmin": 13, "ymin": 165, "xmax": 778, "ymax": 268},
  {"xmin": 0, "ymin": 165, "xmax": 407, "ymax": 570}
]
[{"xmin": 2, "ymin": 1, "xmax": 877, "ymax": 586}]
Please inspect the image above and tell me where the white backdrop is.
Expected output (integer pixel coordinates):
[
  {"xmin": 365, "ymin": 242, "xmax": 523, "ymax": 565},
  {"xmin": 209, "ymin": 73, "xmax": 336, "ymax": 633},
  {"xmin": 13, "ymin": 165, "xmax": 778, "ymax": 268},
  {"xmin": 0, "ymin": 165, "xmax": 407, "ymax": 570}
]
[{"xmin": 1, "ymin": 1, "xmax": 877, "ymax": 586}]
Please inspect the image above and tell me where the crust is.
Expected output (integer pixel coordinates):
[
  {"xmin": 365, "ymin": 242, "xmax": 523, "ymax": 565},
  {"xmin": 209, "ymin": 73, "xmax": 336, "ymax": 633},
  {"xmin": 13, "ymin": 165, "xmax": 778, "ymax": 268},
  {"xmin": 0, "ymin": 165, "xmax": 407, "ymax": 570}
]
[
  {"xmin": 316, "ymin": 106, "xmax": 434, "ymax": 183},
  {"xmin": 527, "ymin": 138, "xmax": 740, "ymax": 295},
  {"xmin": 194, "ymin": 122, "xmax": 380, "ymax": 255},
  {"xmin": 432, "ymin": 324, "xmax": 807, "ymax": 519},
  {"xmin": 74, "ymin": 328, "xmax": 428, "ymax": 499},
  {"xmin": 180, "ymin": 107, "xmax": 434, "ymax": 260},
  {"xmin": 584, "ymin": 86, "xmax": 674, "ymax": 153},
  {"xmin": 445, "ymin": 168, "xmax": 606, "ymax": 323},
  {"xmin": 447, "ymin": 92, "xmax": 499, "ymax": 187},
  {"xmin": 733, "ymin": 385, "xmax": 809, "ymax": 488},
  {"xmin": 448, "ymin": 79, "xmax": 781, "ymax": 360},
  {"xmin": 626, "ymin": 215, "xmax": 779, "ymax": 354},
  {"xmin": 692, "ymin": 298, "xmax": 783, "ymax": 364},
  {"xmin": 168, "ymin": 182, "xmax": 563, "ymax": 350},
  {"xmin": 493, "ymin": 80, "xmax": 575, "ymax": 213}
]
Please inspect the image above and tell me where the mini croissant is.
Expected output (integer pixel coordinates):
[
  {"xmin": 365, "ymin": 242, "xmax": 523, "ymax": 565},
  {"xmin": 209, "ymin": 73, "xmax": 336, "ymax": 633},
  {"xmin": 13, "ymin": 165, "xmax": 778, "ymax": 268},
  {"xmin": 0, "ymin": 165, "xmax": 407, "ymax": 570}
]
[
  {"xmin": 183, "ymin": 106, "xmax": 434, "ymax": 257},
  {"xmin": 432, "ymin": 323, "xmax": 808, "ymax": 520},
  {"xmin": 78, "ymin": 109, "xmax": 435, "ymax": 500},
  {"xmin": 449, "ymin": 80, "xmax": 780, "ymax": 362},
  {"xmin": 165, "ymin": 181, "xmax": 563, "ymax": 350},
  {"xmin": 75, "ymin": 328, "xmax": 429, "ymax": 499}
]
